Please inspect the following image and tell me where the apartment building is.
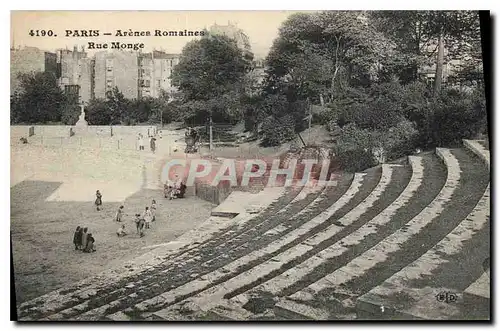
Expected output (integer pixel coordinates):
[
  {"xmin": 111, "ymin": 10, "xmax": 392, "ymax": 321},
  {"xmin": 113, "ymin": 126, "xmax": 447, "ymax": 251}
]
[
  {"xmin": 10, "ymin": 46, "xmax": 57, "ymax": 94},
  {"xmin": 138, "ymin": 50, "xmax": 180, "ymax": 98},
  {"xmin": 93, "ymin": 50, "xmax": 139, "ymax": 99}
]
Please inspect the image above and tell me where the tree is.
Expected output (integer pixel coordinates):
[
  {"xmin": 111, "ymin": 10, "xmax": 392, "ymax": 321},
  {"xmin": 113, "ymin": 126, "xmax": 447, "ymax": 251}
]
[
  {"xmin": 60, "ymin": 92, "xmax": 81, "ymax": 125},
  {"xmin": 370, "ymin": 11, "xmax": 483, "ymax": 90},
  {"xmin": 265, "ymin": 11, "xmax": 396, "ymax": 103},
  {"xmin": 11, "ymin": 72, "xmax": 65, "ymax": 123},
  {"xmin": 171, "ymin": 34, "xmax": 253, "ymax": 124},
  {"xmin": 85, "ymin": 98, "xmax": 113, "ymax": 125},
  {"xmin": 106, "ymin": 87, "xmax": 130, "ymax": 124}
]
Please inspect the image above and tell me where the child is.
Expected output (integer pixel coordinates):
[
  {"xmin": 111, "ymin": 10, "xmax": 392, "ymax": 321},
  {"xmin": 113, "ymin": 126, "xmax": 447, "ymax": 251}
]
[
  {"xmin": 135, "ymin": 214, "xmax": 145, "ymax": 237},
  {"xmin": 143, "ymin": 207, "xmax": 152, "ymax": 229},
  {"xmin": 151, "ymin": 200, "xmax": 157, "ymax": 222},
  {"xmin": 73, "ymin": 226, "xmax": 82, "ymax": 250},
  {"xmin": 134, "ymin": 214, "xmax": 141, "ymax": 234},
  {"xmin": 116, "ymin": 224, "xmax": 127, "ymax": 237},
  {"xmin": 83, "ymin": 233, "xmax": 96, "ymax": 253},
  {"xmin": 95, "ymin": 190, "xmax": 102, "ymax": 211},
  {"xmin": 81, "ymin": 227, "xmax": 88, "ymax": 250},
  {"xmin": 115, "ymin": 205, "xmax": 124, "ymax": 222}
]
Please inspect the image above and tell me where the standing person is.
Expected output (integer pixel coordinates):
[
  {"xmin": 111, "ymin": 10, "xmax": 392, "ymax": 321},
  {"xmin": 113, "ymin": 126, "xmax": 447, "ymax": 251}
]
[
  {"xmin": 151, "ymin": 199, "xmax": 157, "ymax": 222},
  {"xmin": 73, "ymin": 226, "xmax": 82, "ymax": 250},
  {"xmin": 143, "ymin": 207, "xmax": 152, "ymax": 229},
  {"xmin": 135, "ymin": 214, "xmax": 145, "ymax": 238},
  {"xmin": 134, "ymin": 214, "xmax": 141, "ymax": 234},
  {"xmin": 115, "ymin": 205, "xmax": 124, "ymax": 222},
  {"xmin": 138, "ymin": 133, "xmax": 145, "ymax": 151},
  {"xmin": 174, "ymin": 175, "xmax": 183, "ymax": 198},
  {"xmin": 81, "ymin": 227, "xmax": 88, "ymax": 250},
  {"xmin": 150, "ymin": 137, "xmax": 156, "ymax": 154},
  {"xmin": 178, "ymin": 182, "xmax": 187, "ymax": 199},
  {"xmin": 95, "ymin": 190, "xmax": 102, "ymax": 211},
  {"xmin": 165, "ymin": 179, "xmax": 175, "ymax": 200},
  {"xmin": 83, "ymin": 233, "xmax": 96, "ymax": 253}
]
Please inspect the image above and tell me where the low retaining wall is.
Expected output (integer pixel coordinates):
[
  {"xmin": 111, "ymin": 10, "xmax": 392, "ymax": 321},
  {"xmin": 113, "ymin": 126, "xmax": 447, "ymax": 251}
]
[
  {"xmin": 194, "ymin": 180, "xmax": 232, "ymax": 205},
  {"xmin": 111, "ymin": 125, "xmax": 157, "ymax": 137},
  {"xmin": 11, "ymin": 125, "xmax": 34, "ymax": 138},
  {"xmin": 191, "ymin": 146, "xmax": 333, "ymax": 206},
  {"xmin": 33, "ymin": 125, "xmax": 73, "ymax": 137}
]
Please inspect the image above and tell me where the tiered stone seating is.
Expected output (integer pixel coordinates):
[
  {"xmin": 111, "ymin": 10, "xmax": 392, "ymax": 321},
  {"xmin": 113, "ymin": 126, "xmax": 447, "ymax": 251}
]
[{"xmin": 16, "ymin": 141, "xmax": 490, "ymax": 321}]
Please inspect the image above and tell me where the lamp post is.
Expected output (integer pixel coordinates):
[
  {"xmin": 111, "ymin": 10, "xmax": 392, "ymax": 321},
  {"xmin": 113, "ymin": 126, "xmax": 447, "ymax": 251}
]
[{"xmin": 209, "ymin": 113, "xmax": 213, "ymax": 152}]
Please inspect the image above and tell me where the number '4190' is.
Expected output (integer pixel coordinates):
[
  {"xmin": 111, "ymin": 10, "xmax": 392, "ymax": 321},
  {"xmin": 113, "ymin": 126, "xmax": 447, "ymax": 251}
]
[{"xmin": 29, "ymin": 30, "xmax": 55, "ymax": 37}]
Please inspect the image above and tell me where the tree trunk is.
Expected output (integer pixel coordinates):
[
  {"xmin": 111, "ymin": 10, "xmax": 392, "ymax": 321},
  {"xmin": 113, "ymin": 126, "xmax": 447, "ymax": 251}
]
[{"xmin": 434, "ymin": 32, "xmax": 445, "ymax": 95}]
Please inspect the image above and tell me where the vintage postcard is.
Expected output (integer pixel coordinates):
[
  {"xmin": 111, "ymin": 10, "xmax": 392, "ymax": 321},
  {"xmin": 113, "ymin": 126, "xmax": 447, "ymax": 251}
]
[{"xmin": 10, "ymin": 10, "xmax": 490, "ymax": 321}]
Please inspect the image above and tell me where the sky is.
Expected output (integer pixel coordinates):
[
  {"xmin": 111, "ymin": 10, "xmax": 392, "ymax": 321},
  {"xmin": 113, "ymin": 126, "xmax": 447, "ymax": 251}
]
[{"xmin": 11, "ymin": 11, "xmax": 311, "ymax": 58}]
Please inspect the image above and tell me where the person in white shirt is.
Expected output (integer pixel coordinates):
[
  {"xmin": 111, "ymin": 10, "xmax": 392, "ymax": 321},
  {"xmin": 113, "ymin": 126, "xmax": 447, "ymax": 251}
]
[
  {"xmin": 143, "ymin": 207, "xmax": 153, "ymax": 229},
  {"xmin": 116, "ymin": 224, "xmax": 127, "ymax": 237},
  {"xmin": 151, "ymin": 199, "xmax": 157, "ymax": 222},
  {"xmin": 138, "ymin": 133, "xmax": 144, "ymax": 151}
]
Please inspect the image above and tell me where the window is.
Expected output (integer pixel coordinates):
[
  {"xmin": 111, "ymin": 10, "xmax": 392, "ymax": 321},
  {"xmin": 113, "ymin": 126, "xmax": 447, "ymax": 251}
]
[
  {"xmin": 157, "ymin": 80, "xmax": 161, "ymax": 87},
  {"xmin": 144, "ymin": 80, "xmax": 150, "ymax": 87}
]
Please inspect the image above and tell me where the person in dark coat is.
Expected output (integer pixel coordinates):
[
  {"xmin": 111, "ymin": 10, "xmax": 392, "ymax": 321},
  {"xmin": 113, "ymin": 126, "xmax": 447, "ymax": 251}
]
[
  {"xmin": 178, "ymin": 182, "xmax": 187, "ymax": 198},
  {"xmin": 81, "ymin": 227, "xmax": 88, "ymax": 249},
  {"xmin": 83, "ymin": 233, "xmax": 96, "ymax": 253},
  {"xmin": 150, "ymin": 137, "xmax": 156, "ymax": 154},
  {"xmin": 73, "ymin": 226, "xmax": 82, "ymax": 250},
  {"xmin": 95, "ymin": 190, "xmax": 102, "ymax": 211}
]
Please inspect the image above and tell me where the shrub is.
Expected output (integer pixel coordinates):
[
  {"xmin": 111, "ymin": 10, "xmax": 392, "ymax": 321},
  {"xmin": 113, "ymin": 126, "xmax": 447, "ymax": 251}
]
[
  {"xmin": 381, "ymin": 119, "xmax": 419, "ymax": 160},
  {"xmin": 404, "ymin": 86, "xmax": 487, "ymax": 149},
  {"xmin": 336, "ymin": 148, "xmax": 377, "ymax": 173},
  {"xmin": 431, "ymin": 88, "xmax": 487, "ymax": 146},
  {"xmin": 260, "ymin": 115, "xmax": 295, "ymax": 147},
  {"xmin": 334, "ymin": 124, "xmax": 378, "ymax": 172}
]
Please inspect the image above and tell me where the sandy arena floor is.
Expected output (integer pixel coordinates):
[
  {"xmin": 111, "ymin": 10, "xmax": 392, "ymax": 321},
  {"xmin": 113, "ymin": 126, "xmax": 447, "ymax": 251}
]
[{"xmin": 11, "ymin": 144, "xmax": 215, "ymax": 304}]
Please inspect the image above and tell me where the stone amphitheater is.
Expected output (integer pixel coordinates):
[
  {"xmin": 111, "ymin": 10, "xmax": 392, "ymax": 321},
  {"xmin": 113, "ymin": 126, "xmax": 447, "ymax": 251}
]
[{"xmin": 15, "ymin": 138, "xmax": 490, "ymax": 321}]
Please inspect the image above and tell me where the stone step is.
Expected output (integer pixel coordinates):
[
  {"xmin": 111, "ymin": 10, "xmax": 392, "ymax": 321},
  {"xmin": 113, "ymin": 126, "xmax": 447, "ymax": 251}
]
[
  {"xmin": 287, "ymin": 148, "xmax": 461, "ymax": 309},
  {"xmin": 103, "ymin": 182, "xmax": 352, "ymax": 318},
  {"xmin": 463, "ymin": 270, "xmax": 490, "ymax": 320},
  {"xmin": 232, "ymin": 157, "xmax": 422, "ymax": 305},
  {"xmin": 357, "ymin": 183, "xmax": 490, "ymax": 320},
  {"xmin": 146, "ymin": 166, "xmax": 394, "ymax": 316},
  {"xmin": 274, "ymin": 298, "xmax": 330, "ymax": 320}
]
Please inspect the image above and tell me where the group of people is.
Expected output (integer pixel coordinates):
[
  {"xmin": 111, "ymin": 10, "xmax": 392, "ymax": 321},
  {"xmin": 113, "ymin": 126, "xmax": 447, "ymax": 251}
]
[
  {"xmin": 114, "ymin": 199, "xmax": 157, "ymax": 238},
  {"xmin": 184, "ymin": 127, "xmax": 199, "ymax": 154},
  {"xmin": 137, "ymin": 133, "xmax": 157, "ymax": 153},
  {"xmin": 72, "ymin": 226, "xmax": 96, "ymax": 253},
  {"xmin": 164, "ymin": 175, "xmax": 187, "ymax": 200}
]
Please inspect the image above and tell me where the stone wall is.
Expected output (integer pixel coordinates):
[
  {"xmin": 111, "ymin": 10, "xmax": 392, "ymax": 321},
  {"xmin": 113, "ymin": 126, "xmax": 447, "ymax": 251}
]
[
  {"xmin": 194, "ymin": 179, "xmax": 233, "ymax": 205},
  {"xmin": 33, "ymin": 125, "xmax": 73, "ymax": 137}
]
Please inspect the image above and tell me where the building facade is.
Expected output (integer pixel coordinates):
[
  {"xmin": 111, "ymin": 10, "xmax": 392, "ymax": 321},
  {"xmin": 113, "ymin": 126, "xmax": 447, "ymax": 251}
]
[
  {"xmin": 12, "ymin": 46, "xmax": 181, "ymax": 100},
  {"xmin": 93, "ymin": 51, "xmax": 139, "ymax": 99},
  {"xmin": 207, "ymin": 22, "xmax": 252, "ymax": 57},
  {"xmin": 10, "ymin": 47, "xmax": 57, "ymax": 95},
  {"xmin": 57, "ymin": 46, "xmax": 90, "ymax": 101},
  {"xmin": 138, "ymin": 50, "xmax": 180, "ymax": 98}
]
